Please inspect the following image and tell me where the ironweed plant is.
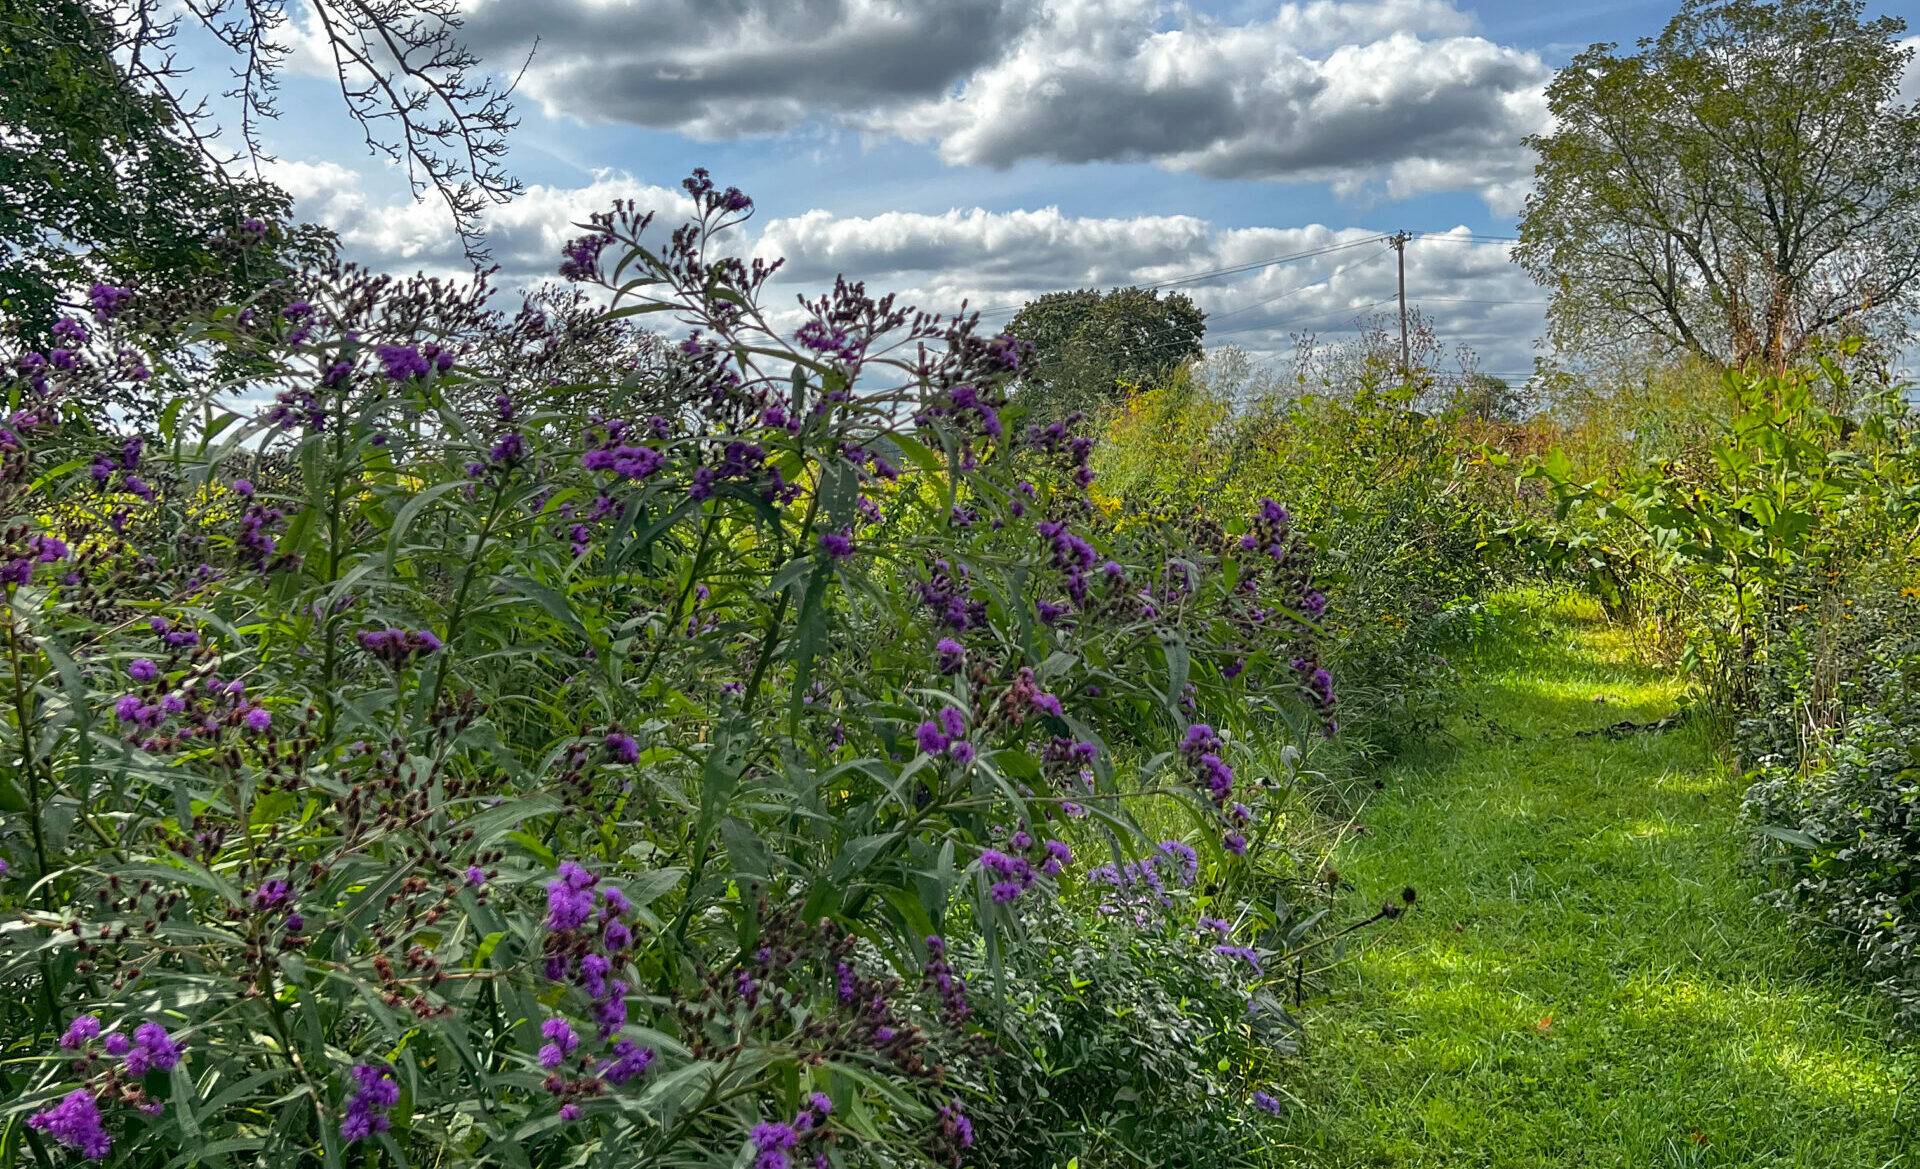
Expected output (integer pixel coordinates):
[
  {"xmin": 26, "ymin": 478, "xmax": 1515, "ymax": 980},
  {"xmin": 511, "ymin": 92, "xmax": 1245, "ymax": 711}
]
[{"xmin": 0, "ymin": 173, "xmax": 1345, "ymax": 1168}]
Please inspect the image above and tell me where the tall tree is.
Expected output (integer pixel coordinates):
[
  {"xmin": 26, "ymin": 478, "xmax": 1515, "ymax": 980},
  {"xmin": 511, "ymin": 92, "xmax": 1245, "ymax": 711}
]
[
  {"xmin": 1514, "ymin": 0, "xmax": 1920, "ymax": 370},
  {"xmin": 0, "ymin": 0, "xmax": 325, "ymax": 340},
  {"xmin": 1008, "ymin": 287, "xmax": 1206, "ymax": 425}
]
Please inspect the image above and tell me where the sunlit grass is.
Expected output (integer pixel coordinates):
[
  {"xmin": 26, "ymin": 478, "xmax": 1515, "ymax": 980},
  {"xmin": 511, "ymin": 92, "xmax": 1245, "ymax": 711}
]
[{"xmin": 1273, "ymin": 591, "xmax": 1918, "ymax": 1168}]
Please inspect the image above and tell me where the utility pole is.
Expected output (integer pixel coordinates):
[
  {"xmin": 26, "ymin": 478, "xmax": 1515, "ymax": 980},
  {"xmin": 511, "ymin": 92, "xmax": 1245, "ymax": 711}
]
[{"xmin": 1391, "ymin": 231, "xmax": 1411, "ymax": 379}]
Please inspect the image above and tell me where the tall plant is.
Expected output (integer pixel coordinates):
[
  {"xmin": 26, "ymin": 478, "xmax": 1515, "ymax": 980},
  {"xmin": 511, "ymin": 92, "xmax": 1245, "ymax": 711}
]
[{"xmin": 0, "ymin": 175, "xmax": 1343, "ymax": 1167}]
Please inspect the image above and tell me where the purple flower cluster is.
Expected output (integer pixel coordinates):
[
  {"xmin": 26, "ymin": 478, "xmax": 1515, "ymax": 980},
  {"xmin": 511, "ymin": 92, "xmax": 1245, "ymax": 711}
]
[
  {"xmin": 237, "ymin": 498, "xmax": 288, "ymax": 571},
  {"xmin": 559, "ymin": 233, "xmax": 613, "ymax": 282},
  {"xmin": 375, "ymin": 343, "xmax": 454, "ymax": 381},
  {"xmin": 818, "ymin": 529, "xmax": 854, "ymax": 560},
  {"xmin": 934, "ymin": 1101, "xmax": 975, "ymax": 1164},
  {"xmin": 120, "ymin": 1022, "xmax": 184, "ymax": 1075},
  {"xmin": 581, "ymin": 423, "xmax": 667, "ymax": 480},
  {"xmin": 605, "ymin": 731, "xmax": 640, "ymax": 764},
  {"xmin": 89, "ymin": 283, "xmax": 133, "ymax": 322},
  {"xmin": 915, "ymin": 707, "xmax": 975, "ymax": 766},
  {"xmin": 1, "ymin": 533, "xmax": 68, "ymax": 587},
  {"xmin": 922, "ymin": 936, "xmax": 969, "ymax": 1026},
  {"xmin": 1213, "ymin": 944, "xmax": 1262, "ymax": 972},
  {"xmin": 979, "ymin": 848, "xmax": 1037, "ymax": 904},
  {"xmin": 112, "ymin": 659, "xmax": 272, "ymax": 747},
  {"xmin": 796, "ymin": 319, "xmax": 866, "ymax": 365},
  {"xmin": 916, "ymin": 560, "xmax": 985, "ymax": 632},
  {"xmin": 89, "ymin": 436, "xmax": 151, "ymax": 501},
  {"xmin": 917, "ymin": 383, "xmax": 1004, "ymax": 441},
  {"xmin": 538, "ymin": 1018, "xmax": 578, "ymax": 1069},
  {"xmin": 28, "ymin": 1091, "xmax": 111, "ymax": 1160},
  {"xmin": 1292, "ymin": 655, "xmax": 1338, "ymax": 735},
  {"xmin": 1253, "ymin": 1090, "xmax": 1283, "ymax": 1116},
  {"xmin": 358, "ymin": 627, "xmax": 443, "ymax": 668},
  {"xmin": 935, "ymin": 638, "xmax": 966, "ymax": 675},
  {"xmin": 540, "ymin": 860, "xmax": 655, "ymax": 1091},
  {"xmin": 340, "ymin": 1064, "xmax": 401, "ymax": 1141},
  {"xmin": 266, "ymin": 385, "xmax": 327, "ymax": 431},
  {"xmin": 1180, "ymin": 724, "xmax": 1235, "ymax": 807},
  {"xmin": 751, "ymin": 1094, "xmax": 832, "ymax": 1169},
  {"xmin": 1025, "ymin": 416, "xmax": 1095, "ymax": 488}
]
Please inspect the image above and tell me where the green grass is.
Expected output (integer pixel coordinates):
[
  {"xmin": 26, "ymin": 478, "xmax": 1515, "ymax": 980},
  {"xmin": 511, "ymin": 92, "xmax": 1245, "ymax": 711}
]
[{"xmin": 1275, "ymin": 591, "xmax": 1918, "ymax": 1168}]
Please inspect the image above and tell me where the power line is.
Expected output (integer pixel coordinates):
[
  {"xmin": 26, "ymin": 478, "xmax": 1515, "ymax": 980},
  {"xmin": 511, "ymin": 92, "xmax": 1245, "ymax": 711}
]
[{"xmin": 1207, "ymin": 245, "xmax": 1399, "ymax": 322}]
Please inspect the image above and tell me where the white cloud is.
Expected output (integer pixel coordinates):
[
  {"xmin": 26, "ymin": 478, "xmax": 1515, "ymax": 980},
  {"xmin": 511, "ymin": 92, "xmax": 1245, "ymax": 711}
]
[
  {"xmin": 875, "ymin": 1, "xmax": 1550, "ymax": 212},
  {"xmin": 268, "ymin": 160, "xmax": 696, "ymax": 282},
  {"xmin": 377, "ymin": 0, "xmax": 1557, "ymax": 212},
  {"xmin": 276, "ymin": 160, "xmax": 1543, "ymax": 373}
]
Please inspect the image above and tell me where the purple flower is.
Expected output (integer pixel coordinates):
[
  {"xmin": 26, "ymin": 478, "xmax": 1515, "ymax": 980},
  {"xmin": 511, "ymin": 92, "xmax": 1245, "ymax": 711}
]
[
  {"xmin": 128, "ymin": 658, "xmax": 158, "ymax": 683},
  {"xmin": 1253, "ymin": 1090, "xmax": 1283, "ymax": 1116},
  {"xmin": 465, "ymin": 865, "xmax": 486, "ymax": 888},
  {"xmin": 28, "ymin": 1089, "xmax": 112, "ymax": 1160},
  {"xmin": 490, "ymin": 432, "xmax": 526, "ymax": 465},
  {"xmin": 601, "ymin": 1038, "xmax": 653, "ymax": 1084},
  {"xmin": 1031, "ymin": 692, "xmax": 1064, "ymax": 718},
  {"xmin": 1156, "ymin": 840, "xmax": 1199, "ymax": 886},
  {"xmin": 1199, "ymin": 917, "xmax": 1230, "ymax": 935},
  {"xmin": 605, "ymin": 732, "xmax": 640, "ymax": 764},
  {"xmin": 1224, "ymin": 832, "xmax": 1248, "ymax": 857},
  {"xmin": 936, "ymin": 638, "xmax": 966, "ymax": 674},
  {"xmin": 752, "ymin": 1121, "xmax": 800, "ymax": 1169},
  {"xmin": 244, "ymin": 707, "xmax": 272, "ymax": 733},
  {"xmin": 1042, "ymin": 839, "xmax": 1072, "ymax": 876},
  {"xmin": 546, "ymin": 862, "xmax": 598, "ymax": 931},
  {"xmin": 538, "ymin": 1018, "xmax": 579, "ymax": 1068},
  {"xmin": 949, "ymin": 740, "xmax": 976, "ymax": 767},
  {"xmin": 358, "ymin": 627, "xmax": 442, "ymax": 667},
  {"xmin": 252, "ymin": 879, "xmax": 292, "ymax": 910},
  {"xmin": 916, "ymin": 721, "xmax": 949, "ymax": 756},
  {"xmin": 340, "ymin": 1064, "xmax": 400, "ymax": 1142},
  {"xmin": 1180, "ymin": 724, "xmax": 1222, "ymax": 761},
  {"xmin": 938, "ymin": 1102, "xmax": 975, "ymax": 1151},
  {"xmin": 89, "ymin": 283, "xmax": 133, "ymax": 322},
  {"xmin": 123, "ymin": 1022, "xmax": 183, "ymax": 1075},
  {"xmin": 104, "ymin": 1034, "xmax": 131, "ymax": 1057},
  {"xmin": 818, "ymin": 530, "xmax": 854, "ymax": 560},
  {"xmin": 59, "ymin": 1015, "xmax": 101, "ymax": 1050},
  {"xmin": 1213, "ymin": 945, "xmax": 1262, "ymax": 972},
  {"xmin": 376, "ymin": 345, "xmax": 432, "ymax": 382}
]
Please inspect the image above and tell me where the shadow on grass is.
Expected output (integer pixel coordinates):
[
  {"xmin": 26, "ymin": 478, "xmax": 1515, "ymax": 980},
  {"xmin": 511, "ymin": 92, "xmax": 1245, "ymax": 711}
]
[{"xmin": 1272, "ymin": 595, "xmax": 1917, "ymax": 1169}]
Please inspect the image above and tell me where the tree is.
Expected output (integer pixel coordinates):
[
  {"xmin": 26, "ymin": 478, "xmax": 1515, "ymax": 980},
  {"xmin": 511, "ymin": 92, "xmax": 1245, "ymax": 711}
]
[
  {"xmin": 0, "ymin": 0, "xmax": 328, "ymax": 340},
  {"xmin": 2, "ymin": 0, "xmax": 520, "ymax": 344},
  {"xmin": 1515, "ymin": 0, "xmax": 1920, "ymax": 370},
  {"xmin": 1007, "ymin": 286, "xmax": 1205, "ymax": 425}
]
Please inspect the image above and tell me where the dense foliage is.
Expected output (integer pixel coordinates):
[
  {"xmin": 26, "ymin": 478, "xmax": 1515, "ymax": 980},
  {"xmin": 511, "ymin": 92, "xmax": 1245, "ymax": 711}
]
[
  {"xmin": 0, "ymin": 178, "xmax": 1395, "ymax": 1168},
  {"xmin": 1512, "ymin": 351, "xmax": 1920, "ymax": 1027},
  {"xmin": 1007, "ymin": 288, "xmax": 1206, "ymax": 428},
  {"xmin": 1092, "ymin": 361, "xmax": 1515, "ymax": 757}
]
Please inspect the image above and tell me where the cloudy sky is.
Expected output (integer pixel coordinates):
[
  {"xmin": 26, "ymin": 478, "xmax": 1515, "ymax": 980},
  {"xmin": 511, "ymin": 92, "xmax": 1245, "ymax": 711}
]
[{"xmin": 222, "ymin": 0, "xmax": 1917, "ymax": 381}]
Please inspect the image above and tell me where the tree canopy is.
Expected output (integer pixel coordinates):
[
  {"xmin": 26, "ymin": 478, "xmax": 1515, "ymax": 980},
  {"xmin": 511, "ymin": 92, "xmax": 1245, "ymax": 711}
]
[
  {"xmin": 1008, "ymin": 286, "xmax": 1206, "ymax": 424},
  {"xmin": 1514, "ymin": 0, "xmax": 1920, "ymax": 370}
]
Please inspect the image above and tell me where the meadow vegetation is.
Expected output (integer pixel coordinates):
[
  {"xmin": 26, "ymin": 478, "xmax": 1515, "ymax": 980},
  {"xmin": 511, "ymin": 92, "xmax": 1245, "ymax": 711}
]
[{"xmin": 6, "ymin": 1, "xmax": 1920, "ymax": 1167}]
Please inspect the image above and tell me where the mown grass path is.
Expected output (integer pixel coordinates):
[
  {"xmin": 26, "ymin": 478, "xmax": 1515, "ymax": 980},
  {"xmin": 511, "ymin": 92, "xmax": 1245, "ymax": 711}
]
[{"xmin": 1279, "ymin": 597, "xmax": 1917, "ymax": 1168}]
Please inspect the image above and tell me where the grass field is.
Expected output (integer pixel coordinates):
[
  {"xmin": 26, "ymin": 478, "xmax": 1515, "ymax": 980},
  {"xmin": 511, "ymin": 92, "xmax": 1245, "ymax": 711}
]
[{"xmin": 1275, "ymin": 592, "xmax": 1918, "ymax": 1168}]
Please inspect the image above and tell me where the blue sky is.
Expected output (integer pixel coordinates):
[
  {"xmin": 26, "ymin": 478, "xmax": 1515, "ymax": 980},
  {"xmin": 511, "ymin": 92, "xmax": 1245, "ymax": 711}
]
[{"xmin": 233, "ymin": 0, "xmax": 1920, "ymax": 381}]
